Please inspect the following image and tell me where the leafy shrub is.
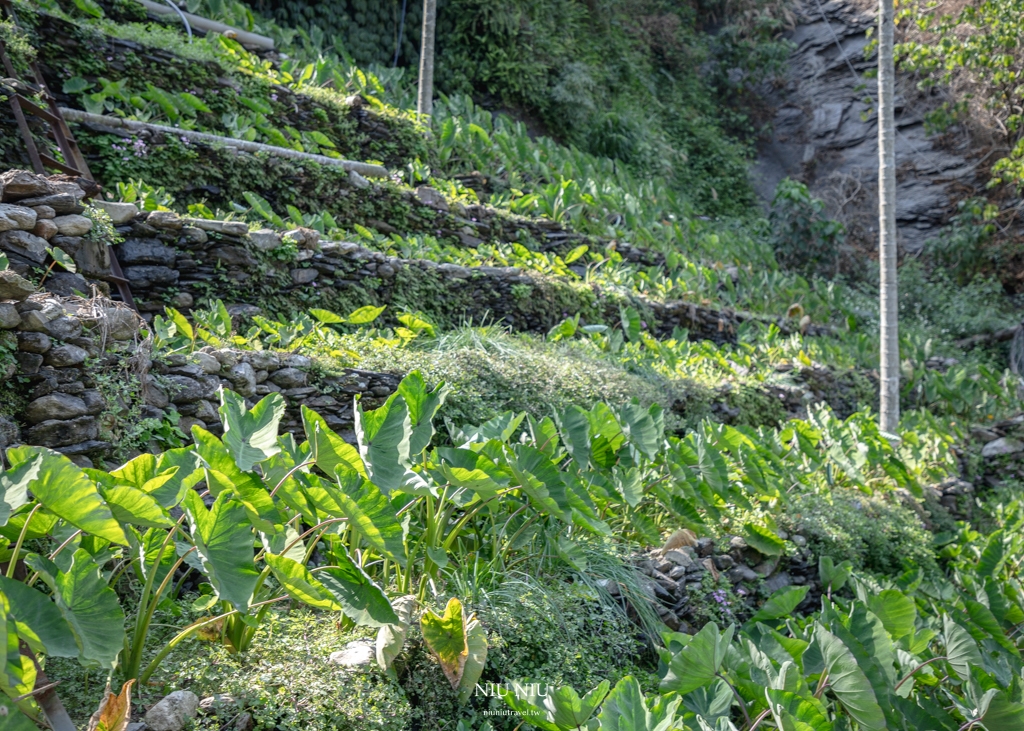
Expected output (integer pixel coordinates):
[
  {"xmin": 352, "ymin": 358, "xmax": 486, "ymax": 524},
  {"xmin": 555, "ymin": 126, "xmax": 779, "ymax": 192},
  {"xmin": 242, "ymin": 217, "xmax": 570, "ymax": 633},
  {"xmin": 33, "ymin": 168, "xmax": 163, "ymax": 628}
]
[
  {"xmin": 784, "ymin": 489, "xmax": 938, "ymax": 577},
  {"xmin": 768, "ymin": 178, "xmax": 846, "ymax": 277}
]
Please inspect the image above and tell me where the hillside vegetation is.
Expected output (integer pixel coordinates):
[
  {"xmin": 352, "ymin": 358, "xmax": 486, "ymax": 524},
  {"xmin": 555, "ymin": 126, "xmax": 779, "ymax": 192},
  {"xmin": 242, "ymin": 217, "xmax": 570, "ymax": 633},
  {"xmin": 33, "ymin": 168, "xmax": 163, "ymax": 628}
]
[{"xmin": 1, "ymin": 0, "xmax": 1023, "ymax": 730}]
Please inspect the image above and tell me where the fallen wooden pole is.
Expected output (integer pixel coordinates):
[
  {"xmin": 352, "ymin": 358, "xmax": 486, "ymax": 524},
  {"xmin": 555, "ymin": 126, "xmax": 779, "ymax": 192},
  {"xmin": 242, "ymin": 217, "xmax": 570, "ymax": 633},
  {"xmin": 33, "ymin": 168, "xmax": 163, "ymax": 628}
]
[
  {"xmin": 136, "ymin": 0, "xmax": 275, "ymax": 50},
  {"xmin": 59, "ymin": 108, "xmax": 389, "ymax": 179}
]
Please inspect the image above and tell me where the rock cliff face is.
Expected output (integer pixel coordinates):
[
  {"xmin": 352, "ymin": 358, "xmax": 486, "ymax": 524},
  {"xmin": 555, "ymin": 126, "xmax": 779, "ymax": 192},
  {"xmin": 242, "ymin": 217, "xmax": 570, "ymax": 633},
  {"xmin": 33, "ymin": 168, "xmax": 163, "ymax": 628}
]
[{"xmin": 752, "ymin": 0, "xmax": 983, "ymax": 254}]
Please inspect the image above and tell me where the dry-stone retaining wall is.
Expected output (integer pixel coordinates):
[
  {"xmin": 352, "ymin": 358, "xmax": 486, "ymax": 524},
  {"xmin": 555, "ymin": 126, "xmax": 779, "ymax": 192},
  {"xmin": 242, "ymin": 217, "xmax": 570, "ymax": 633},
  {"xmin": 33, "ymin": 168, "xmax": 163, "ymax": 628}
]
[{"xmin": 0, "ymin": 290, "xmax": 401, "ymax": 465}]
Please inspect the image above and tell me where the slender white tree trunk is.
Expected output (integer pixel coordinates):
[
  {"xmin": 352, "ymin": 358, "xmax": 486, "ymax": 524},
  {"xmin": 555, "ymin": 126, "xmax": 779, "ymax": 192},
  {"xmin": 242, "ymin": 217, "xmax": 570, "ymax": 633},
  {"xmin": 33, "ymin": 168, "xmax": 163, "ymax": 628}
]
[
  {"xmin": 417, "ymin": 0, "xmax": 437, "ymax": 118},
  {"xmin": 878, "ymin": 0, "xmax": 899, "ymax": 432}
]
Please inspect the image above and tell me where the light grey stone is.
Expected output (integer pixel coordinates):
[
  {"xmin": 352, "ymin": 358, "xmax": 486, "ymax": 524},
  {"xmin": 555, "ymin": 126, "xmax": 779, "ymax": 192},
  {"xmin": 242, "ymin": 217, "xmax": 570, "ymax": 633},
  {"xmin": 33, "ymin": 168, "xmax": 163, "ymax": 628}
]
[
  {"xmin": 193, "ymin": 351, "xmax": 222, "ymax": 374},
  {"xmin": 184, "ymin": 218, "xmax": 248, "ymax": 236},
  {"xmin": 0, "ymin": 270, "xmax": 35, "ymax": 301},
  {"xmin": 146, "ymin": 211, "xmax": 183, "ymax": 230},
  {"xmin": 16, "ymin": 331, "xmax": 51, "ymax": 353},
  {"xmin": 664, "ymin": 549, "xmax": 694, "ymax": 568},
  {"xmin": 31, "ymin": 205, "xmax": 56, "ymax": 220},
  {"xmin": 328, "ymin": 641, "xmax": 375, "ymax": 669},
  {"xmin": 33, "ymin": 219, "xmax": 59, "ymax": 240},
  {"xmin": 270, "ymin": 367, "xmax": 307, "ymax": 389},
  {"xmin": 91, "ymin": 200, "xmax": 139, "ymax": 224},
  {"xmin": 144, "ymin": 690, "xmax": 200, "ymax": 731},
  {"xmin": 0, "ymin": 303, "xmax": 21, "ymax": 328},
  {"xmin": 25, "ymin": 416, "xmax": 98, "ymax": 448},
  {"xmin": 415, "ymin": 186, "xmax": 449, "ymax": 211},
  {"xmin": 290, "ymin": 268, "xmax": 318, "ymax": 284},
  {"xmin": 228, "ymin": 362, "xmax": 257, "ymax": 397},
  {"xmin": 982, "ymin": 437, "xmax": 1024, "ymax": 458},
  {"xmin": 52, "ymin": 214, "xmax": 92, "ymax": 236},
  {"xmin": 248, "ymin": 228, "xmax": 281, "ymax": 251}
]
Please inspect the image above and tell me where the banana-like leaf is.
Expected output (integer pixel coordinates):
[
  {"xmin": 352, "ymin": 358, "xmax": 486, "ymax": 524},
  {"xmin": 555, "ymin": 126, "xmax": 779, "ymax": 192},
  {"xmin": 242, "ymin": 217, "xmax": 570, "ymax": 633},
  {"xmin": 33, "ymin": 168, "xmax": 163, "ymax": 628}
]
[
  {"xmin": 599, "ymin": 675, "xmax": 681, "ymax": 731},
  {"xmin": 86, "ymin": 679, "xmax": 134, "ymax": 731},
  {"xmin": 183, "ymin": 491, "xmax": 259, "ymax": 614},
  {"xmin": 812, "ymin": 624, "xmax": 886, "ymax": 730},
  {"xmin": 660, "ymin": 622, "xmax": 734, "ymax": 695},
  {"xmin": 6, "ymin": 447, "xmax": 127, "ymax": 545},
  {"xmin": 313, "ymin": 543, "xmax": 397, "ymax": 627},
  {"xmin": 355, "ymin": 394, "xmax": 412, "ymax": 495},
  {"xmin": 219, "ymin": 391, "xmax": 285, "ymax": 472},
  {"xmin": 0, "ymin": 576, "xmax": 77, "ymax": 657},
  {"xmin": 421, "ymin": 597, "xmax": 470, "ymax": 690},
  {"xmin": 26, "ymin": 549, "xmax": 126, "ymax": 670},
  {"xmin": 398, "ymin": 371, "xmax": 448, "ymax": 455}
]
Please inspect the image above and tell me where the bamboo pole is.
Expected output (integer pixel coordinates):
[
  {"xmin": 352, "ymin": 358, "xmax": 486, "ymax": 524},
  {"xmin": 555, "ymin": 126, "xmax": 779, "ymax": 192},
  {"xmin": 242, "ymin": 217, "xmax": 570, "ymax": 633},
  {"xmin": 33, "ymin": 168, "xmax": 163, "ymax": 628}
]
[
  {"xmin": 135, "ymin": 0, "xmax": 275, "ymax": 50},
  {"xmin": 59, "ymin": 108, "xmax": 389, "ymax": 179}
]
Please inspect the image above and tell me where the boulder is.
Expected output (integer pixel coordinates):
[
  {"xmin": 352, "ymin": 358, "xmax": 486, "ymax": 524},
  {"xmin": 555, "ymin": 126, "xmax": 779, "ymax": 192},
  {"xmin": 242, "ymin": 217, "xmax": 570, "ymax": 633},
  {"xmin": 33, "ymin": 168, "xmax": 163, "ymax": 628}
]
[
  {"xmin": 25, "ymin": 416, "xmax": 98, "ymax": 447},
  {"xmin": 227, "ymin": 362, "xmax": 257, "ymax": 397},
  {"xmin": 0, "ymin": 303, "xmax": 20, "ymax": 329},
  {"xmin": 32, "ymin": 219, "xmax": 59, "ymax": 240},
  {"xmin": 415, "ymin": 186, "xmax": 449, "ymax": 211},
  {"xmin": 269, "ymin": 367, "xmax": 307, "ymax": 389},
  {"xmin": 52, "ymin": 214, "xmax": 92, "ymax": 236},
  {"xmin": 16, "ymin": 331, "xmax": 51, "ymax": 353},
  {"xmin": 0, "ymin": 415, "xmax": 20, "ymax": 448},
  {"xmin": 193, "ymin": 351, "xmax": 221, "ymax": 374},
  {"xmin": 123, "ymin": 265, "xmax": 179, "ymax": 288},
  {"xmin": 17, "ymin": 193, "xmax": 79, "ymax": 214},
  {"xmin": 210, "ymin": 245, "xmax": 257, "ymax": 269},
  {"xmin": 119, "ymin": 239, "xmax": 177, "ymax": 267},
  {"xmin": 31, "ymin": 205, "xmax": 56, "ymax": 220},
  {"xmin": 664, "ymin": 549, "xmax": 694, "ymax": 568},
  {"xmin": 0, "ymin": 204, "xmax": 37, "ymax": 233},
  {"xmin": 43, "ymin": 271, "xmax": 90, "ymax": 298},
  {"xmin": 0, "ymin": 170, "xmax": 51, "ymax": 200},
  {"xmin": 328, "ymin": 641, "xmax": 375, "ymax": 669},
  {"xmin": 91, "ymin": 200, "xmax": 139, "ymax": 224},
  {"xmin": 981, "ymin": 437, "xmax": 1024, "ymax": 458},
  {"xmin": 248, "ymin": 229, "xmax": 281, "ymax": 251},
  {"xmin": 0, "ymin": 270, "xmax": 35, "ymax": 301},
  {"xmin": 25, "ymin": 394, "xmax": 89, "ymax": 424},
  {"xmin": 0, "ymin": 229, "xmax": 48, "ymax": 263},
  {"xmin": 45, "ymin": 344, "xmax": 89, "ymax": 367},
  {"xmin": 146, "ymin": 211, "xmax": 183, "ymax": 230},
  {"xmin": 165, "ymin": 375, "xmax": 204, "ymax": 404},
  {"xmin": 144, "ymin": 690, "xmax": 200, "ymax": 731},
  {"xmin": 184, "ymin": 218, "xmax": 248, "ymax": 236},
  {"xmin": 290, "ymin": 268, "xmax": 318, "ymax": 284}
]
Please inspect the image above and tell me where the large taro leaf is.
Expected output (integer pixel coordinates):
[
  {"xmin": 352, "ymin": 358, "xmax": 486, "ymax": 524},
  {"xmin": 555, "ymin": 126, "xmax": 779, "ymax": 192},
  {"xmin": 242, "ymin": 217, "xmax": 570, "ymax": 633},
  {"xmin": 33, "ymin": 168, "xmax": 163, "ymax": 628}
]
[
  {"xmin": 976, "ymin": 691, "xmax": 1024, "ymax": 731},
  {"xmin": 218, "ymin": 391, "xmax": 286, "ymax": 472},
  {"xmin": 555, "ymin": 405, "xmax": 592, "ymax": 469},
  {"xmin": 86, "ymin": 679, "xmax": 134, "ymax": 731},
  {"xmin": 183, "ymin": 491, "xmax": 259, "ymax": 614},
  {"xmin": 811, "ymin": 624, "xmax": 886, "ymax": 730},
  {"xmin": 376, "ymin": 595, "xmax": 417, "ymax": 677},
  {"xmin": 743, "ymin": 523, "xmax": 786, "ymax": 556},
  {"xmin": 98, "ymin": 485, "xmax": 173, "ymax": 529},
  {"xmin": 398, "ymin": 371, "xmax": 448, "ymax": 455},
  {"xmin": 943, "ymin": 614, "xmax": 983, "ymax": 681},
  {"xmin": 7, "ymin": 446, "xmax": 127, "ymax": 545},
  {"xmin": 660, "ymin": 622, "xmax": 734, "ymax": 695},
  {"xmin": 866, "ymin": 589, "xmax": 917, "ymax": 640},
  {"xmin": 355, "ymin": 393, "xmax": 411, "ymax": 495},
  {"xmin": 508, "ymin": 445, "xmax": 572, "ymax": 521},
  {"xmin": 0, "ymin": 576, "xmax": 77, "ymax": 658},
  {"xmin": 0, "ymin": 595, "xmax": 36, "ymax": 705},
  {"xmin": 26, "ymin": 549, "xmax": 126, "ymax": 670},
  {"xmin": 314, "ymin": 543, "xmax": 397, "ymax": 627},
  {"xmin": 265, "ymin": 553, "xmax": 341, "ymax": 611},
  {"xmin": 318, "ymin": 468, "xmax": 406, "ymax": 566},
  {"xmin": 599, "ymin": 674, "xmax": 682, "ymax": 731},
  {"xmin": 751, "ymin": 586, "xmax": 810, "ymax": 623},
  {"xmin": 0, "ymin": 694, "xmax": 37, "ymax": 731},
  {"xmin": 618, "ymin": 402, "xmax": 664, "ymax": 461},
  {"xmin": 421, "ymin": 597, "xmax": 470, "ymax": 690},
  {"xmin": 301, "ymin": 406, "xmax": 367, "ymax": 479},
  {"xmin": 109, "ymin": 449, "xmax": 202, "ymax": 509},
  {"xmin": 0, "ymin": 451, "xmax": 39, "ymax": 526},
  {"xmin": 764, "ymin": 689, "xmax": 833, "ymax": 731},
  {"xmin": 458, "ymin": 615, "xmax": 488, "ymax": 704},
  {"xmin": 502, "ymin": 680, "xmax": 611, "ymax": 731}
]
